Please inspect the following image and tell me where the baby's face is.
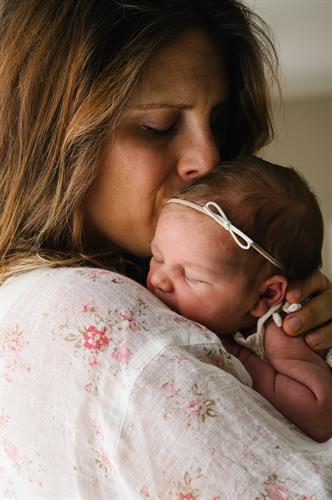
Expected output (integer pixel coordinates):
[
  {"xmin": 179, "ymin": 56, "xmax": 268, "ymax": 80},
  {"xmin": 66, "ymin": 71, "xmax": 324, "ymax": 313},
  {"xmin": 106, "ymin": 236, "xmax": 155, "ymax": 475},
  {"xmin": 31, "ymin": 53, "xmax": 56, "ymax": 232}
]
[{"xmin": 147, "ymin": 209, "xmax": 258, "ymax": 335}]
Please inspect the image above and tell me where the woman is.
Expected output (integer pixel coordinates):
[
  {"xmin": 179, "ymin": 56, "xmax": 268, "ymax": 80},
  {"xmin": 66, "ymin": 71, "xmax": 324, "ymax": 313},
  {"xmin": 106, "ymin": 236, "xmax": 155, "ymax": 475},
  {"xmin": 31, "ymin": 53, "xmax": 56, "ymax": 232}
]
[{"xmin": 1, "ymin": 1, "xmax": 331, "ymax": 498}]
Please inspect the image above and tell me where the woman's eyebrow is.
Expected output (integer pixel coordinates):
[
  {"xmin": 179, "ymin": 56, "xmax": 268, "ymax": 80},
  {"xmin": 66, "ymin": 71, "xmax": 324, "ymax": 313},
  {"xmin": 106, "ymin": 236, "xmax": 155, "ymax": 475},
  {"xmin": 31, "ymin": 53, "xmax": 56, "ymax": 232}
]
[
  {"xmin": 130, "ymin": 103, "xmax": 193, "ymax": 110},
  {"xmin": 130, "ymin": 100, "xmax": 228, "ymax": 111}
]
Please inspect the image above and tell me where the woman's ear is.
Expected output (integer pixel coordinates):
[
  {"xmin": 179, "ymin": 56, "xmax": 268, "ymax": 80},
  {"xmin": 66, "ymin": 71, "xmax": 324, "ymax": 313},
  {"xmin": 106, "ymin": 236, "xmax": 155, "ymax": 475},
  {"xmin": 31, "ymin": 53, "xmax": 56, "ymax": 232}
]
[{"xmin": 250, "ymin": 275, "xmax": 288, "ymax": 318}]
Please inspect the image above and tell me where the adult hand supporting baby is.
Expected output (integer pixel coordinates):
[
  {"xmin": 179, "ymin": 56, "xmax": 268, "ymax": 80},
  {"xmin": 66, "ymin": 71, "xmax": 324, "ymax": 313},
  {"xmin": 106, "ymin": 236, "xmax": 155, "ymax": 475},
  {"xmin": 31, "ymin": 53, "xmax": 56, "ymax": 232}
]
[{"xmin": 284, "ymin": 270, "xmax": 332, "ymax": 351}]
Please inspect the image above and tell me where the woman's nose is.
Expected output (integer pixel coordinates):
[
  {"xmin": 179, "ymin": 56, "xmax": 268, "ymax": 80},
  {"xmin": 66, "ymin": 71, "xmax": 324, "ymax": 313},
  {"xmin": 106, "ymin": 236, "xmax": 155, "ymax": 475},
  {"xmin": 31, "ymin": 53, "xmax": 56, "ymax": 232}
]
[
  {"xmin": 150, "ymin": 269, "xmax": 174, "ymax": 293},
  {"xmin": 176, "ymin": 129, "xmax": 220, "ymax": 181}
]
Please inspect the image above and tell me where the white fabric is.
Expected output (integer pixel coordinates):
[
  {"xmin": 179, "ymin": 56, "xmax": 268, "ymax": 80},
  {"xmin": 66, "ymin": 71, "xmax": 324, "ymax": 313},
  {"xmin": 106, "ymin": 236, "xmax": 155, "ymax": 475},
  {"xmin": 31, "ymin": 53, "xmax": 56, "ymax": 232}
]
[
  {"xmin": 0, "ymin": 267, "xmax": 331, "ymax": 499},
  {"xmin": 234, "ymin": 303, "xmax": 282, "ymax": 360}
]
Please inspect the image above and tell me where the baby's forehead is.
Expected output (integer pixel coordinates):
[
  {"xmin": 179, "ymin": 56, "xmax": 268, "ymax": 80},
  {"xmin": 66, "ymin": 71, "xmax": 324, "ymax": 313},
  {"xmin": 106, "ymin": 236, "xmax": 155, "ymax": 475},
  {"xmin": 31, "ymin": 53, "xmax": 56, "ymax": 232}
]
[
  {"xmin": 159, "ymin": 204, "xmax": 226, "ymax": 240},
  {"xmin": 157, "ymin": 203, "xmax": 261, "ymax": 288},
  {"xmin": 159, "ymin": 204, "xmax": 239, "ymax": 258}
]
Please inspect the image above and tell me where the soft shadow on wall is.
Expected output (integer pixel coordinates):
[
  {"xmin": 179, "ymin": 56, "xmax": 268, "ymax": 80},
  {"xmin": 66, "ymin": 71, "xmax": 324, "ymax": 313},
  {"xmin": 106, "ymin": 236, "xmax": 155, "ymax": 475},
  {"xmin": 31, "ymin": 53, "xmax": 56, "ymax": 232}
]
[
  {"xmin": 245, "ymin": 0, "xmax": 332, "ymax": 278},
  {"xmin": 261, "ymin": 96, "xmax": 332, "ymax": 279}
]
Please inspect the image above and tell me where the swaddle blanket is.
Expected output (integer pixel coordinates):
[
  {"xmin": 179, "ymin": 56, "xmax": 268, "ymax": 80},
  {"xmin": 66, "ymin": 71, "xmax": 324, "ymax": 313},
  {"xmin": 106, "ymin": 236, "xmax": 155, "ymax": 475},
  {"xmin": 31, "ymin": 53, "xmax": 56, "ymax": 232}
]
[{"xmin": 1, "ymin": 268, "xmax": 331, "ymax": 499}]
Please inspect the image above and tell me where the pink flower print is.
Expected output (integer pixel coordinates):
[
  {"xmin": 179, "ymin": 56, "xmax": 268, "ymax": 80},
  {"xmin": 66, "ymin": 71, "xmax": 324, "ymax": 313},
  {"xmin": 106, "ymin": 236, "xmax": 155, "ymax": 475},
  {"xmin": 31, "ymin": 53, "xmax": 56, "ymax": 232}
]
[
  {"xmin": 177, "ymin": 472, "xmax": 199, "ymax": 499},
  {"xmin": 187, "ymin": 399, "xmax": 205, "ymax": 417},
  {"xmin": 0, "ymin": 415, "xmax": 10, "ymax": 427},
  {"xmin": 10, "ymin": 338, "xmax": 23, "ymax": 352},
  {"xmin": 92, "ymin": 421, "xmax": 103, "ymax": 437},
  {"xmin": 89, "ymin": 357, "xmax": 98, "ymax": 367},
  {"xmin": 99, "ymin": 449, "xmax": 111, "ymax": 469},
  {"xmin": 186, "ymin": 399, "xmax": 218, "ymax": 421},
  {"xmin": 266, "ymin": 483, "xmax": 291, "ymax": 500},
  {"xmin": 121, "ymin": 311, "xmax": 139, "ymax": 330},
  {"xmin": 0, "ymin": 414, "xmax": 10, "ymax": 427},
  {"xmin": 209, "ymin": 354, "xmax": 225, "ymax": 369},
  {"xmin": 84, "ymin": 383, "xmax": 94, "ymax": 393},
  {"xmin": 89, "ymin": 270, "xmax": 109, "ymax": 279},
  {"xmin": 95, "ymin": 448, "xmax": 111, "ymax": 473},
  {"xmin": 161, "ymin": 382, "xmax": 180, "ymax": 399},
  {"xmin": 82, "ymin": 303, "xmax": 97, "ymax": 313},
  {"xmin": 112, "ymin": 346, "xmax": 133, "ymax": 364},
  {"xmin": 140, "ymin": 485, "xmax": 150, "ymax": 497},
  {"xmin": 4, "ymin": 371, "xmax": 13, "ymax": 383},
  {"xmin": 175, "ymin": 355, "xmax": 188, "ymax": 363},
  {"xmin": 7, "ymin": 442, "xmax": 19, "ymax": 461},
  {"xmin": 83, "ymin": 325, "xmax": 110, "ymax": 351}
]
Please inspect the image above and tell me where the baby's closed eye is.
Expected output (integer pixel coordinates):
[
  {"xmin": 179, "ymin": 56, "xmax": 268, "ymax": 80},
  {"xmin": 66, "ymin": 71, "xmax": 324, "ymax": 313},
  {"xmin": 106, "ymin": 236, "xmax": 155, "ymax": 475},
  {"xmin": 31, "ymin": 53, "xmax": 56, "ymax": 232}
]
[
  {"xmin": 151, "ymin": 255, "xmax": 164, "ymax": 264},
  {"xmin": 184, "ymin": 275, "xmax": 210, "ymax": 285}
]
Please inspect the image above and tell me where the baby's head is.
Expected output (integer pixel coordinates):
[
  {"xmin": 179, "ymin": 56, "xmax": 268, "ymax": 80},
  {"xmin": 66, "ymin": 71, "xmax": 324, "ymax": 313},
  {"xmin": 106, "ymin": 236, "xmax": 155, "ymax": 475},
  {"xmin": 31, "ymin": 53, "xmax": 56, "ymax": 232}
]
[{"xmin": 147, "ymin": 157, "xmax": 323, "ymax": 335}]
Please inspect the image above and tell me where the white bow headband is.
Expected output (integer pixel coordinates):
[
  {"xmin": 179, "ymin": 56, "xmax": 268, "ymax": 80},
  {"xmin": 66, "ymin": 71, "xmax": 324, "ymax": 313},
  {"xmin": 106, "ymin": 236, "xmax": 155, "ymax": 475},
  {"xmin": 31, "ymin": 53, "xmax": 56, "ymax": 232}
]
[{"xmin": 167, "ymin": 198, "xmax": 282, "ymax": 270}]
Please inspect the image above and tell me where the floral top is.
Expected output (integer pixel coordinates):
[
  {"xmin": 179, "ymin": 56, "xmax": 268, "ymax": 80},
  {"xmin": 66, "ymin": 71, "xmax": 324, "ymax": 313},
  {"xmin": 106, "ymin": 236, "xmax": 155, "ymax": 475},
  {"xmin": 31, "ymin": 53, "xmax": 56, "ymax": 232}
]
[{"xmin": 0, "ymin": 267, "xmax": 331, "ymax": 499}]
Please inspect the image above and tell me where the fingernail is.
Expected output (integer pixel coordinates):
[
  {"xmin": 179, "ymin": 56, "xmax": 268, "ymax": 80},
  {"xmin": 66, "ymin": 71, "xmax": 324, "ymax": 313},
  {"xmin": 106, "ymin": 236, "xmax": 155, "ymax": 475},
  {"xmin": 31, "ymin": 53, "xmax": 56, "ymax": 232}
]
[
  {"xmin": 307, "ymin": 333, "xmax": 325, "ymax": 347},
  {"xmin": 286, "ymin": 316, "xmax": 303, "ymax": 333}
]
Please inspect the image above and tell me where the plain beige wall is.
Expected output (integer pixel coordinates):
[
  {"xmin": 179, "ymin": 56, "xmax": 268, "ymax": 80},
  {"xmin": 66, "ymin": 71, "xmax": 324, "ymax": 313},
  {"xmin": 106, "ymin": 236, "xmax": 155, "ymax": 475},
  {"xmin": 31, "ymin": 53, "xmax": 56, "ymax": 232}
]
[{"xmin": 261, "ymin": 95, "xmax": 332, "ymax": 279}]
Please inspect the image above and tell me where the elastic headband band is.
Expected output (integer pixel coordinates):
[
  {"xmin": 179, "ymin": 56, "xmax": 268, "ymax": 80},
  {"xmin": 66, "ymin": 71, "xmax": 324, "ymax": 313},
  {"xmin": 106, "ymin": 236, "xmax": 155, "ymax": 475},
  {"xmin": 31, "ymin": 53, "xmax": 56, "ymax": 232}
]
[{"xmin": 167, "ymin": 198, "xmax": 282, "ymax": 270}]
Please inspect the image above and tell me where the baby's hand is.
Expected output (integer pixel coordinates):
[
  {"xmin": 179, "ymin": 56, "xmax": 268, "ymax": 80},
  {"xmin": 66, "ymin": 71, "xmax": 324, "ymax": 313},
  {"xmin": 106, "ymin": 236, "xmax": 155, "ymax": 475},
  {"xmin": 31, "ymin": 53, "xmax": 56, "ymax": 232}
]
[{"xmin": 264, "ymin": 320, "xmax": 327, "ymax": 369}]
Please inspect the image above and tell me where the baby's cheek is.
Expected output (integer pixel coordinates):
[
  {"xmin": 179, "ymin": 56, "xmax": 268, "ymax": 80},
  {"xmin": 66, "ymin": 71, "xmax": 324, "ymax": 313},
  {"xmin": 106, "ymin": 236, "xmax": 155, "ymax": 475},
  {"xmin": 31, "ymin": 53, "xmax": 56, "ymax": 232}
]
[{"xmin": 178, "ymin": 292, "xmax": 206, "ymax": 323}]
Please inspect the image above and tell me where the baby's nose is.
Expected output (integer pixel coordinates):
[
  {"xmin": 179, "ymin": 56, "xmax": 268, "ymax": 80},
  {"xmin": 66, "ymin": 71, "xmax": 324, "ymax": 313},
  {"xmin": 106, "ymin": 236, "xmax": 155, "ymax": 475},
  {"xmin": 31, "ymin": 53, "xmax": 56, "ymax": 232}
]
[{"xmin": 151, "ymin": 270, "xmax": 174, "ymax": 294}]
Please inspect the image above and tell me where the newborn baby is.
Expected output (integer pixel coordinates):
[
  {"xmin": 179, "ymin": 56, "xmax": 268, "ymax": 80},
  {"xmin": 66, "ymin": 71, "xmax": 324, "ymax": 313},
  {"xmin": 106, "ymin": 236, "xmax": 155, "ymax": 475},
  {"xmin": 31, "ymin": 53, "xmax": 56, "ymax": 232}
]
[{"xmin": 147, "ymin": 157, "xmax": 332, "ymax": 442}]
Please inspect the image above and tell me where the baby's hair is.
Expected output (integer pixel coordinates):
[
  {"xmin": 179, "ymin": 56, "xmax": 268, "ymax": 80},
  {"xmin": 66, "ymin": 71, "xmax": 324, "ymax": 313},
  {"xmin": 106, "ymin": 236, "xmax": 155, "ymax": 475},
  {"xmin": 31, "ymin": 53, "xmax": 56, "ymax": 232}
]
[{"xmin": 173, "ymin": 157, "xmax": 323, "ymax": 283}]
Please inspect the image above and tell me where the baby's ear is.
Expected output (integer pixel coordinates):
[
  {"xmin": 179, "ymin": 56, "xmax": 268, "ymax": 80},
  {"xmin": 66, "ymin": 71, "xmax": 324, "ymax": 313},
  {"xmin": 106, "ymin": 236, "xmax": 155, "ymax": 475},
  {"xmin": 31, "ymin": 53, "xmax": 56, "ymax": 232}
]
[{"xmin": 250, "ymin": 275, "xmax": 288, "ymax": 318}]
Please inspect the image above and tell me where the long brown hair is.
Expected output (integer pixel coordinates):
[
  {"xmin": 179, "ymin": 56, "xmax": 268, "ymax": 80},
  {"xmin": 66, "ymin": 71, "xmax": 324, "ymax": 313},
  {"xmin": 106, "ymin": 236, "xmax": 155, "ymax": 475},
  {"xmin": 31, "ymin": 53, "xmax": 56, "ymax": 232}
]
[{"xmin": 0, "ymin": 0, "xmax": 278, "ymax": 281}]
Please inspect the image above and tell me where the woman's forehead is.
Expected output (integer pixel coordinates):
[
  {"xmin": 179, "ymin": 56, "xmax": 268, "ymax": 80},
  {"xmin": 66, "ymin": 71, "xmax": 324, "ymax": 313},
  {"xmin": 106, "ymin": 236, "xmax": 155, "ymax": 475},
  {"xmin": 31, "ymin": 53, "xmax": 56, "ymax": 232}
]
[{"xmin": 128, "ymin": 30, "xmax": 227, "ymax": 104}]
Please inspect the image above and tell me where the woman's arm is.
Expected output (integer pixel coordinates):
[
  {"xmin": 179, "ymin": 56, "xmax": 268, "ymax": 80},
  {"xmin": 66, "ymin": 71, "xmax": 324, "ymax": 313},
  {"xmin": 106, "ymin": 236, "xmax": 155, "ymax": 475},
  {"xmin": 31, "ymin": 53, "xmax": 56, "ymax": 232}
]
[
  {"xmin": 284, "ymin": 271, "xmax": 332, "ymax": 351},
  {"xmin": 236, "ymin": 322, "xmax": 332, "ymax": 442}
]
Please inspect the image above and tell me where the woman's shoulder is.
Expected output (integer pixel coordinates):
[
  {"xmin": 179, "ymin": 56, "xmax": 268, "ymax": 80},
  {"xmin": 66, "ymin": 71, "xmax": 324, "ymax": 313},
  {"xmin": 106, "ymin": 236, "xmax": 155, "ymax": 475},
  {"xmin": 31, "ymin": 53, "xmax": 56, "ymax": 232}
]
[
  {"xmin": 3, "ymin": 265, "xmax": 139, "ymax": 288},
  {"xmin": 0, "ymin": 266, "xmax": 220, "ymax": 349},
  {"xmin": 1, "ymin": 266, "xmax": 147, "ymax": 307}
]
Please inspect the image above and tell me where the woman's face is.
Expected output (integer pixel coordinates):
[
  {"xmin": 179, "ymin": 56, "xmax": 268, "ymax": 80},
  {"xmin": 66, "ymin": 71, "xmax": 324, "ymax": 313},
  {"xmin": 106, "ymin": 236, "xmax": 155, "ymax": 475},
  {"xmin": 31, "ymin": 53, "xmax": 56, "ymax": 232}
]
[{"xmin": 85, "ymin": 30, "xmax": 228, "ymax": 256}]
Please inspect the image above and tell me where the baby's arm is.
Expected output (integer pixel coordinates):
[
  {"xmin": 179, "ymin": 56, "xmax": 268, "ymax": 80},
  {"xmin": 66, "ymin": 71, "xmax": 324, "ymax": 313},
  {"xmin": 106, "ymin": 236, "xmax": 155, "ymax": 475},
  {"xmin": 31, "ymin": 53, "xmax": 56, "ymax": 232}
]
[{"xmin": 228, "ymin": 324, "xmax": 332, "ymax": 442}]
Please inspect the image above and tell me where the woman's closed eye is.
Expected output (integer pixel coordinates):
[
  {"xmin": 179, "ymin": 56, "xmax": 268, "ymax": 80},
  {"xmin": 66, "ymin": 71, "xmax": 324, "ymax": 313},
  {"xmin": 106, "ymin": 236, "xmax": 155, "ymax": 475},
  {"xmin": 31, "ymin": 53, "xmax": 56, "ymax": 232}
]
[{"xmin": 141, "ymin": 123, "xmax": 177, "ymax": 139}]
